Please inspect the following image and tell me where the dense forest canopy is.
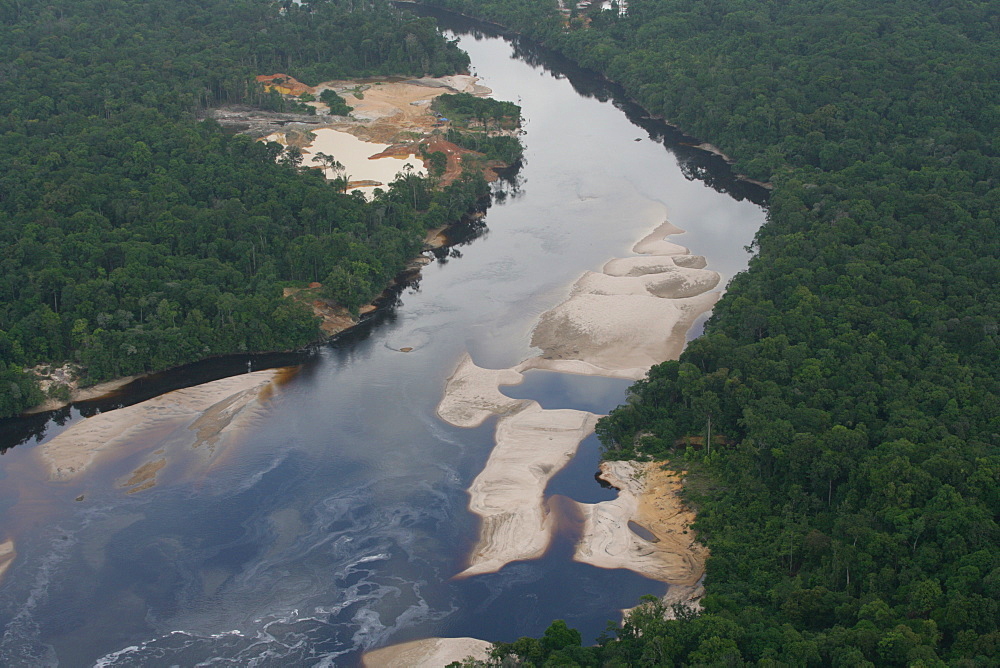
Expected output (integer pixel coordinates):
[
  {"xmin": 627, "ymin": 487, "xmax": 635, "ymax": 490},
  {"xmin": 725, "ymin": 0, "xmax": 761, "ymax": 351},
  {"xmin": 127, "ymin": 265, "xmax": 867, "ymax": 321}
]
[
  {"xmin": 421, "ymin": 0, "xmax": 999, "ymax": 665},
  {"xmin": 0, "ymin": 0, "xmax": 500, "ymax": 418}
]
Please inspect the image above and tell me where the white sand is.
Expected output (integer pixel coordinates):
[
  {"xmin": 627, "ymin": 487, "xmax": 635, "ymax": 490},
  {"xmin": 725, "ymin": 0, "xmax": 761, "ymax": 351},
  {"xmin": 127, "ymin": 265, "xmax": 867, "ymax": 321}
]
[
  {"xmin": 362, "ymin": 637, "xmax": 492, "ymax": 667},
  {"xmin": 0, "ymin": 539, "xmax": 15, "ymax": 584},
  {"xmin": 529, "ymin": 291, "xmax": 719, "ymax": 374},
  {"xmin": 437, "ymin": 354, "xmax": 527, "ymax": 428},
  {"xmin": 266, "ymin": 128, "xmax": 424, "ymax": 196},
  {"xmin": 577, "ymin": 266, "xmax": 720, "ymax": 299},
  {"xmin": 458, "ymin": 403, "xmax": 599, "ymax": 578},
  {"xmin": 632, "ymin": 221, "xmax": 689, "ymax": 255},
  {"xmin": 573, "ymin": 461, "xmax": 707, "ymax": 584},
  {"xmin": 39, "ymin": 370, "xmax": 285, "ymax": 481}
]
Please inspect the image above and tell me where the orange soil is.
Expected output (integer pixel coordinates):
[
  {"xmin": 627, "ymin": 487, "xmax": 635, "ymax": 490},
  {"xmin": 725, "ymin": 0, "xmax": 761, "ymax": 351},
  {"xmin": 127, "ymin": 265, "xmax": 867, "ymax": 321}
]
[{"xmin": 256, "ymin": 73, "xmax": 314, "ymax": 97}]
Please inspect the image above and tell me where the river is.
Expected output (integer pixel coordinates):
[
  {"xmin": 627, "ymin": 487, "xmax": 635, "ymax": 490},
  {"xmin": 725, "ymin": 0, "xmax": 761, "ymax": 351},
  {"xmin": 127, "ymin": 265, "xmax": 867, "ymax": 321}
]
[{"xmin": 0, "ymin": 13, "xmax": 766, "ymax": 667}]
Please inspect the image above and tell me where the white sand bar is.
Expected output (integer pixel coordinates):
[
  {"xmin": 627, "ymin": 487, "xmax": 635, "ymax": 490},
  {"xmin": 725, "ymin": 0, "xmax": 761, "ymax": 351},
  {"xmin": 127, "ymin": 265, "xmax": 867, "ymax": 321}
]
[
  {"xmin": 39, "ymin": 370, "xmax": 285, "ymax": 481},
  {"xmin": 362, "ymin": 637, "xmax": 492, "ymax": 668},
  {"xmin": 529, "ymin": 291, "xmax": 719, "ymax": 375},
  {"xmin": 437, "ymin": 354, "xmax": 528, "ymax": 428},
  {"xmin": 439, "ymin": 217, "xmax": 719, "ymax": 583},
  {"xmin": 458, "ymin": 404, "xmax": 599, "ymax": 578},
  {"xmin": 0, "ymin": 539, "xmax": 15, "ymax": 584}
]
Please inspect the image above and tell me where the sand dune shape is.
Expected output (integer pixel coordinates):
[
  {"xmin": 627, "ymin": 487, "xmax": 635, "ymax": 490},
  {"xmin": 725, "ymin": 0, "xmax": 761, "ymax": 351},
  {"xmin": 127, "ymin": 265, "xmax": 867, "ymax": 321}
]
[{"xmin": 529, "ymin": 291, "xmax": 719, "ymax": 375}]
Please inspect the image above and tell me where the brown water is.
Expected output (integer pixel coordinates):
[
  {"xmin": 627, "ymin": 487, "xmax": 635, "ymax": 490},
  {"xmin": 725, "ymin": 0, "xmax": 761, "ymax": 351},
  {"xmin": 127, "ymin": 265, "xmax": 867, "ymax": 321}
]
[{"xmin": 0, "ymin": 15, "xmax": 765, "ymax": 667}]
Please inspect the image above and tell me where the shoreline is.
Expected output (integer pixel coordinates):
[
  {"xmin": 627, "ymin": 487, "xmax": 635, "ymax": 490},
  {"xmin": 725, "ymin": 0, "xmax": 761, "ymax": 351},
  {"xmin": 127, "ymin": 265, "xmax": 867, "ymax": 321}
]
[
  {"xmin": 362, "ymin": 637, "xmax": 492, "ymax": 667},
  {"xmin": 20, "ymin": 71, "xmax": 516, "ymax": 419}
]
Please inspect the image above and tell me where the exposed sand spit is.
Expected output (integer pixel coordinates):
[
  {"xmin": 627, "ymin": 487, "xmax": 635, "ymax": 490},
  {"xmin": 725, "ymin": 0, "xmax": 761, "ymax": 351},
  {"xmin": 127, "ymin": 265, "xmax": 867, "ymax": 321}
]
[
  {"xmin": 437, "ymin": 354, "xmax": 528, "ymax": 428},
  {"xmin": 632, "ymin": 220, "xmax": 687, "ymax": 255},
  {"xmin": 39, "ymin": 369, "xmax": 288, "ymax": 483},
  {"xmin": 574, "ymin": 267, "xmax": 719, "ymax": 299},
  {"xmin": 362, "ymin": 637, "xmax": 492, "ymax": 667},
  {"xmin": 574, "ymin": 461, "xmax": 707, "ymax": 585},
  {"xmin": 458, "ymin": 404, "xmax": 599, "ymax": 578}
]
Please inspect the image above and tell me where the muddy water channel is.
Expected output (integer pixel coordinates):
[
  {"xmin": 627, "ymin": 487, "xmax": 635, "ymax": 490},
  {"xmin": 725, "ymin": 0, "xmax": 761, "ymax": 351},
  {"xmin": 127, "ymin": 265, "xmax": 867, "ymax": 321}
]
[{"xmin": 0, "ymin": 15, "xmax": 766, "ymax": 667}]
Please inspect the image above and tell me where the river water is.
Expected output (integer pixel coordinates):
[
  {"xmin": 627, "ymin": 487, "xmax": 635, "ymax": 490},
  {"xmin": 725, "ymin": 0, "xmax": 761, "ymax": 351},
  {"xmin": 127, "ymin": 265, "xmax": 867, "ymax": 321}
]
[{"xmin": 0, "ymin": 14, "xmax": 765, "ymax": 668}]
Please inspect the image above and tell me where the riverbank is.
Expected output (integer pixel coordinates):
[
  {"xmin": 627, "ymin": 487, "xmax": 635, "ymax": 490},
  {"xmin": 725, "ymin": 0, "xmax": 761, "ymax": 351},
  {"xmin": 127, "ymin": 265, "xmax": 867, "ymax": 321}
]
[
  {"xmin": 19, "ymin": 72, "xmax": 519, "ymax": 419},
  {"xmin": 23, "ymin": 370, "xmax": 145, "ymax": 416},
  {"xmin": 362, "ymin": 636, "xmax": 492, "ymax": 667}
]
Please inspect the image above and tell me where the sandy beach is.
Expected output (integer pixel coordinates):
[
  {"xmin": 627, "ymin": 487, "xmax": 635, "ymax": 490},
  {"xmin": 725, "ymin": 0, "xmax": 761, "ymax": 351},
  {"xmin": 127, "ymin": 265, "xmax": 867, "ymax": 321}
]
[
  {"xmin": 0, "ymin": 539, "xmax": 15, "ymax": 584},
  {"xmin": 39, "ymin": 369, "xmax": 289, "ymax": 487},
  {"xmin": 574, "ymin": 461, "xmax": 707, "ymax": 585},
  {"xmin": 362, "ymin": 636, "xmax": 492, "ymax": 667},
  {"xmin": 437, "ymin": 354, "xmax": 528, "ymax": 428},
  {"xmin": 23, "ymin": 372, "xmax": 145, "ymax": 415}
]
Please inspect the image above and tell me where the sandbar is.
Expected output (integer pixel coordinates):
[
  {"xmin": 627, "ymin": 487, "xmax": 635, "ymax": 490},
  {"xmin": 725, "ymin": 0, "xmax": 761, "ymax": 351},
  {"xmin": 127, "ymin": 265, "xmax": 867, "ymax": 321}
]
[
  {"xmin": 436, "ymin": 354, "xmax": 528, "ymax": 428},
  {"xmin": 0, "ymin": 539, "xmax": 15, "ymax": 583},
  {"xmin": 458, "ymin": 403, "xmax": 599, "ymax": 577},
  {"xmin": 441, "ymin": 217, "xmax": 718, "ymax": 582},
  {"xmin": 529, "ymin": 291, "xmax": 719, "ymax": 375},
  {"xmin": 362, "ymin": 636, "xmax": 492, "ymax": 667},
  {"xmin": 573, "ymin": 461, "xmax": 707, "ymax": 585},
  {"xmin": 39, "ymin": 369, "xmax": 287, "ymax": 482}
]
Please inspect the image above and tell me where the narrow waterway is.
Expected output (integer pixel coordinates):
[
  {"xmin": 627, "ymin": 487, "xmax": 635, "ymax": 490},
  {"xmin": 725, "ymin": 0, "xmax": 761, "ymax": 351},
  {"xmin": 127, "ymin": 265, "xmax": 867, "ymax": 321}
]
[{"xmin": 0, "ymin": 15, "xmax": 765, "ymax": 667}]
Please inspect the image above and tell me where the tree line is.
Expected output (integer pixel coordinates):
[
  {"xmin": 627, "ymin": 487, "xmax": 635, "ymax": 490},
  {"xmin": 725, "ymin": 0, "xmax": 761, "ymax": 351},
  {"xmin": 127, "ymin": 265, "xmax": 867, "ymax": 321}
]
[
  {"xmin": 421, "ymin": 0, "xmax": 998, "ymax": 665},
  {"xmin": 0, "ymin": 0, "xmax": 514, "ymax": 417}
]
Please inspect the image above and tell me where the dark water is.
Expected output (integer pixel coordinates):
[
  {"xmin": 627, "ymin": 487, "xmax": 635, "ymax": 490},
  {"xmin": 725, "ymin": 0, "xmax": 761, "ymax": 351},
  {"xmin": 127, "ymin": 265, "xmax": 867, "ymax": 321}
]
[{"xmin": 0, "ymin": 14, "xmax": 766, "ymax": 668}]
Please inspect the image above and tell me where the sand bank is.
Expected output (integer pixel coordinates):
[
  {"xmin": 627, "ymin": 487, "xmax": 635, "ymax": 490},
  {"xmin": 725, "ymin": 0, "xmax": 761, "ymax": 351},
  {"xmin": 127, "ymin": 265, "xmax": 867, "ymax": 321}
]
[
  {"xmin": 574, "ymin": 461, "xmax": 707, "ymax": 585},
  {"xmin": 529, "ymin": 291, "xmax": 719, "ymax": 375},
  {"xmin": 362, "ymin": 636, "xmax": 492, "ymax": 667},
  {"xmin": 436, "ymin": 353, "xmax": 528, "ymax": 428},
  {"xmin": 0, "ymin": 539, "xmax": 15, "ymax": 583},
  {"xmin": 527, "ymin": 218, "xmax": 720, "ymax": 378},
  {"xmin": 458, "ymin": 403, "xmax": 599, "ymax": 578},
  {"xmin": 23, "ymin": 370, "xmax": 145, "ymax": 415},
  {"xmin": 39, "ymin": 369, "xmax": 287, "ymax": 483},
  {"xmin": 440, "ymin": 218, "xmax": 717, "ymax": 582}
]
